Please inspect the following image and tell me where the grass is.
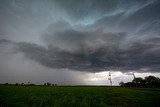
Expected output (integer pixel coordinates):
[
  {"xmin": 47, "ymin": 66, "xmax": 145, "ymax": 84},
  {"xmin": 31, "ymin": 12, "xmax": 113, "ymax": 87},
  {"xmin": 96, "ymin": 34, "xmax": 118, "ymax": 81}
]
[{"xmin": 0, "ymin": 86, "xmax": 160, "ymax": 107}]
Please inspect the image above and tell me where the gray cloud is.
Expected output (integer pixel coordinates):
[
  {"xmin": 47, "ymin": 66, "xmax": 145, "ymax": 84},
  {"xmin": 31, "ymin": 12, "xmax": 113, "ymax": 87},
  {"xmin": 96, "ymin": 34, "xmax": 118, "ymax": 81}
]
[
  {"xmin": 53, "ymin": 0, "xmax": 155, "ymax": 22},
  {"xmin": 0, "ymin": 0, "xmax": 160, "ymax": 84},
  {"xmin": 1, "ymin": 29, "xmax": 159, "ymax": 73}
]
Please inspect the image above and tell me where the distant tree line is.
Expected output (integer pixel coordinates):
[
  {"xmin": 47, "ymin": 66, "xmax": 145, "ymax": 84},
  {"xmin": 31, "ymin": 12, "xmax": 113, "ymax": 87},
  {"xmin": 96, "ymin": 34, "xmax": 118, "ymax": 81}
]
[
  {"xmin": 119, "ymin": 75, "xmax": 160, "ymax": 88},
  {"xmin": 44, "ymin": 82, "xmax": 57, "ymax": 86},
  {"xmin": 0, "ymin": 82, "xmax": 58, "ymax": 86}
]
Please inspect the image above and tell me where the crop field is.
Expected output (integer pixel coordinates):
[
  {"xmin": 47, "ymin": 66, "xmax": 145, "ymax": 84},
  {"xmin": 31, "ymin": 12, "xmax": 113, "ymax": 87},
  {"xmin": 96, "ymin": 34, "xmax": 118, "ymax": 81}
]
[{"xmin": 0, "ymin": 86, "xmax": 160, "ymax": 107}]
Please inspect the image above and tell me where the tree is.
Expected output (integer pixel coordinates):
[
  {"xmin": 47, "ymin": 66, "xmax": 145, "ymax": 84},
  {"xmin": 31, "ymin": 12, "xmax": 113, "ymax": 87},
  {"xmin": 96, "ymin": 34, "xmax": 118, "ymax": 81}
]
[
  {"xmin": 21, "ymin": 83, "xmax": 25, "ymax": 85},
  {"xmin": 120, "ymin": 75, "xmax": 160, "ymax": 88},
  {"xmin": 44, "ymin": 82, "xmax": 51, "ymax": 86},
  {"xmin": 15, "ymin": 83, "xmax": 19, "ymax": 85},
  {"xmin": 5, "ymin": 83, "xmax": 9, "ymax": 85},
  {"xmin": 132, "ymin": 77, "xmax": 143, "ymax": 87},
  {"xmin": 145, "ymin": 76, "xmax": 160, "ymax": 88},
  {"xmin": 125, "ymin": 82, "xmax": 135, "ymax": 87},
  {"xmin": 119, "ymin": 81, "xmax": 125, "ymax": 87}
]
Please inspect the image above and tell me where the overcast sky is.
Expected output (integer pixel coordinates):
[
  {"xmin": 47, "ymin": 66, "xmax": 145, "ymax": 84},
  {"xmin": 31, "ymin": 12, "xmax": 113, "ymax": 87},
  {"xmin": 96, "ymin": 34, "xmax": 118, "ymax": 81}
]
[{"xmin": 0, "ymin": 0, "xmax": 160, "ymax": 85}]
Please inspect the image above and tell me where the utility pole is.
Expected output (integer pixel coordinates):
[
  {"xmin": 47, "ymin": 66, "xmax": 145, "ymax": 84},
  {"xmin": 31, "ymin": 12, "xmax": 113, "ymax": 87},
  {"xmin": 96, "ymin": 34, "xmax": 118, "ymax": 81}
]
[
  {"xmin": 108, "ymin": 71, "xmax": 112, "ymax": 86},
  {"xmin": 132, "ymin": 72, "xmax": 135, "ymax": 80}
]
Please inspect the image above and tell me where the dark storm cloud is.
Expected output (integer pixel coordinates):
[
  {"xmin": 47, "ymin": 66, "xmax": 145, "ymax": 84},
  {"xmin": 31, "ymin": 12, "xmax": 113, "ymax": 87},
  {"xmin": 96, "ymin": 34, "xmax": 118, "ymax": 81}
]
[
  {"xmin": 0, "ymin": 0, "xmax": 160, "ymax": 73},
  {"xmin": 1, "ymin": 31, "xmax": 160, "ymax": 73},
  {"xmin": 120, "ymin": 40, "xmax": 160, "ymax": 72},
  {"xmin": 21, "ymin": 30, "xmax": 127, "ymax": 72}
]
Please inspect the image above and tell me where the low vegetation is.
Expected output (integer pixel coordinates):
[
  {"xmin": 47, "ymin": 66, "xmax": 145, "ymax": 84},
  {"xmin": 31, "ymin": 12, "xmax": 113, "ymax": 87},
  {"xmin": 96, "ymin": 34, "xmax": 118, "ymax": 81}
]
[
  {"xmin": 0, "ymin": 86, "xmax": 160, "ymax": 107},
  {"xmin": 0, "ymin": 75, "xmax": 160, "ymax": 107}
]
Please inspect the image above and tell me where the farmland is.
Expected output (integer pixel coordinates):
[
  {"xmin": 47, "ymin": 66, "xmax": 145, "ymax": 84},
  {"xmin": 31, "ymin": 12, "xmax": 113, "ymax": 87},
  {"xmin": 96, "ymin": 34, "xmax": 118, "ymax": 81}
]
[{"xmin": 0, "ymin": 86, "xmax": 160, "ymax": 107}]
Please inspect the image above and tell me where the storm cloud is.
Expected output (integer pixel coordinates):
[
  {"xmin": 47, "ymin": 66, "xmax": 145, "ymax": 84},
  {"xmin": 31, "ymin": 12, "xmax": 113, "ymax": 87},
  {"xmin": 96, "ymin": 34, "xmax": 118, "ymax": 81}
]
[
  {"xmin": 15, "ymin": 30, "xmax": 160, "ymax": 72},
  {"xmin": 0, "ymin": 0, "xmax": 160, "ymax": 84}
]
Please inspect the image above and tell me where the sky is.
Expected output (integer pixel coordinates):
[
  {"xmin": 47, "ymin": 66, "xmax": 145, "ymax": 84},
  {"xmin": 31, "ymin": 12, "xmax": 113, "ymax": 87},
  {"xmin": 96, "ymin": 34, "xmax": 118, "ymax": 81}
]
[{"xmin": 0, "ymin": 0, "xmax": 160, "ymax": 85}]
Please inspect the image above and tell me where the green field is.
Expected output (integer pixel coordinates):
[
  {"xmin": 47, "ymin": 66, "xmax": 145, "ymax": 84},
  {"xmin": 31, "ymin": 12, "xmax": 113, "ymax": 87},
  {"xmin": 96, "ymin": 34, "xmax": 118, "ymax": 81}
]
[{"xmin": 0, "ymin": 86, "xmax": 160, "ymax": 107}]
